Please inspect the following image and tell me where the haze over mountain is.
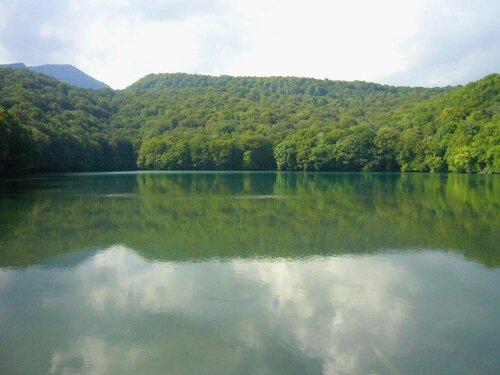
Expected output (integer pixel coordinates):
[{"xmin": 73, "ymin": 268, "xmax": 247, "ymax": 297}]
[{"xmin": 0, "ymin": 63, "xmax": 110, "ymax": 90}]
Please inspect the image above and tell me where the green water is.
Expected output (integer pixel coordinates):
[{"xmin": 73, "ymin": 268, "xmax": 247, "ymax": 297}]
[{"xmin": 0, "ymin": 172, "xmax": 499, "ymax": 374}]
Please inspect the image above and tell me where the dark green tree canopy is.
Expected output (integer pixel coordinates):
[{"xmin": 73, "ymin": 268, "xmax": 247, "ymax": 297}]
[{"xmin": 0, "ymin": 68, "xmax": 498, "ymax": 176}]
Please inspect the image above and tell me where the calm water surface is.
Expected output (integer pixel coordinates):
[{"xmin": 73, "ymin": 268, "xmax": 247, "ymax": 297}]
[{"xmin": 0, "ymin": 172, "xmax": 498, "ymax": 375}]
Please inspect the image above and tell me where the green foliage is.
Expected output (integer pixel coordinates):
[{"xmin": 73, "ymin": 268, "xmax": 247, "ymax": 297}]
[
  {"xmin": 0, "ymin": 68, "xmax": 135, "ymax": 174},
  {"xmin": 391, "ymin": 74, "xmax": 500, "ymax": 173},
  {"xmin": 372, "ymin": 127, "xmax": 399, "ymax": 171},
  {"xmin": 136, "ymin": 130, "xmax": 275, "ymax": 171},
  {"xmin": 274, "ymin": 140, "xmax": 298, "ymax": 171},
  {"xmin": 239, "ymin": 134, "xmax": 275, "ymax": 170},
  {"xmin": 0, "ymin": 68, "xmax": 498, "ymax": 175},
  {"xmin": 0, "ymin": 106, "xmax": 36, "ymax": 176}
]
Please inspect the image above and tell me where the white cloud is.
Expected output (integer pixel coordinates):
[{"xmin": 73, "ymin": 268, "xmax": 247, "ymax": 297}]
[{"xmin": 0, "ymin": 0, "xmax": 498, "ymax": 88}]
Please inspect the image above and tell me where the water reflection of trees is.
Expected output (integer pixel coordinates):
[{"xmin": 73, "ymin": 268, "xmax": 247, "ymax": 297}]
[{"xmin": 0, "ymin": 173, "xmax": 498, "ymax": 267}]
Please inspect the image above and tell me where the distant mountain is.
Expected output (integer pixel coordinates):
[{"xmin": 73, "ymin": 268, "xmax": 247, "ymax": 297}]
[{"xmin": 0, "ymin": 63, "xmax": 110, "ymax": 89}]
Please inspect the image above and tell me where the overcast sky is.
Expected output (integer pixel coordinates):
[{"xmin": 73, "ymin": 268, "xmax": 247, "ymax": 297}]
[{"xmin": 0, "ymin": 0, "xmax": 498, "ymax": 89}]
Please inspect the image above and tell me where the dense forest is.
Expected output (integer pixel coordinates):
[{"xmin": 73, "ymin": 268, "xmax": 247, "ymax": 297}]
[{"xmin": 0, "ymin": 68, "xmax": 498, "ymax": 176}]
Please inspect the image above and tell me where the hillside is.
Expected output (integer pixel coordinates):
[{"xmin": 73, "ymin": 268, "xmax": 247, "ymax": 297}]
[
  {"xmin": 129, "ymin": 72, "xmax": 444, "ymax": 97},
  {"xmin": 0, "ymin": 63, "xmax": 110, "ymax": 89},
  {"xmin": 0, "ymin": 68, "xmax": 498, "ymax": 175},
  {"xmin": 0, "ymin": 68, "xmax": 133, "ymax": 174}
]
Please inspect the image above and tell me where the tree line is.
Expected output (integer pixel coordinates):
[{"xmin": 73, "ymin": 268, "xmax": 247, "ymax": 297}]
[{"xmin": 0, "ymin": 68, "xmax": 498, "ymax": 176}]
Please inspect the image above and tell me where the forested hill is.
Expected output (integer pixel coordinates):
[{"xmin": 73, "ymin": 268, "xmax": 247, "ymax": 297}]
[
  {"xmin": 129, "ymin": 72, "xmax": 446, "ymax": 99},
  {"xmin": 0, "ymin": 68, "xmax": 134, "ymax": 175},
  {"xmin": 0, "ymin": 68, "xmax": 498, "ymax": 176}
]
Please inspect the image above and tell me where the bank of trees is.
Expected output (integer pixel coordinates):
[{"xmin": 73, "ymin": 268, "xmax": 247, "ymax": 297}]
[
  {"xmin": 137, "ymin": 131, "xmax": 276, "ymax": 170},
  {"xmin": 133, "ymin": 73, "xmax": 498, "ymax": 173},
  {"xmin": 0, "ymin": 106, "xmax": 36, "ymax": 175},
  {"xmin": 0, "ymin": 69, "xmax": 135, "ymax": 175},
  {"xmin": 0, "ymin": 68, "xmax": 498, "ymax": 176}
]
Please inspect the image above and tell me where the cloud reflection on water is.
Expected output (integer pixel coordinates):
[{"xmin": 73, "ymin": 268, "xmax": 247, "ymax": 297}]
[{"xmin": 0, "ymin": 246, "xmax": 498, "ymax": 375}]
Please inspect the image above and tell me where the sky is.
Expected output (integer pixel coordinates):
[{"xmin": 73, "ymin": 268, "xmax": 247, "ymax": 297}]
[{"xmin": 0, "ymin": 0, "xmax": 498, "ymax": 89}]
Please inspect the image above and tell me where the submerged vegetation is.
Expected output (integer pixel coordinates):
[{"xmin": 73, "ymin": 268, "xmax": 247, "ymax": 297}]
[{"xmin": 0, "ymin": 68, "xmax": 498, "ymax": 176}]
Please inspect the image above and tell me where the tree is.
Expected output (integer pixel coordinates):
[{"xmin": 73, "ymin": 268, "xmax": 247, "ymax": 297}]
[
  {"xmin": 0, "ymin": 106, "xmax": 36, "ymax": 176},
  {"xmin": 274, "ymin": 140, "xmax": 298, "ymax": 171},
  {"xmin": 239, "ymin": 134, "xmax": 275, "ymax": 170}
]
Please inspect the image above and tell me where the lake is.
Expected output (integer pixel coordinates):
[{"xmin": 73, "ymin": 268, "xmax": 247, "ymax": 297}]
[{"xmin": 0, "ymin": 172, "xmax": 499, "ymax": 375}]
